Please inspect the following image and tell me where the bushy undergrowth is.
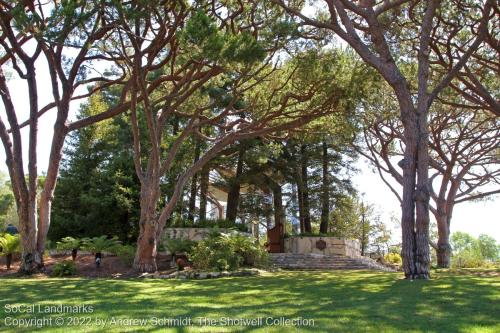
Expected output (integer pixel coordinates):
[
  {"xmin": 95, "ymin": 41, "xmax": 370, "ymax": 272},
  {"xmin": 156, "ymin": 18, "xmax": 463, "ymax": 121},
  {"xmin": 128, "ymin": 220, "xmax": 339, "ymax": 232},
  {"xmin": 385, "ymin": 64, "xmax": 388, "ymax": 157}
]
[
  {"xmin": 189, "ymin": 231, "xmax": 268, "ymax": 271},
  {"xmin": 52, "ymin": 260, "xmax": 77, "ymax": 277},
  {"xmin": 384, "ymin": 253, "xmax": 402, "ymax": 265},
  {"xmin": 451, "ymin": 251, "xmax": 498, "ymax": 269}
]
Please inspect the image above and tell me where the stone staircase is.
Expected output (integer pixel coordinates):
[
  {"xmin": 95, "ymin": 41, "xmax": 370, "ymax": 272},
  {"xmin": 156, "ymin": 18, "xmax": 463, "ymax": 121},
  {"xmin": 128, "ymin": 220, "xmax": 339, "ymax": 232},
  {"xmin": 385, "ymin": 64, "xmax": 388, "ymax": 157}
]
[{"xmin": 269, "ymin": 253, "xmax": 395, "ymax": 271}]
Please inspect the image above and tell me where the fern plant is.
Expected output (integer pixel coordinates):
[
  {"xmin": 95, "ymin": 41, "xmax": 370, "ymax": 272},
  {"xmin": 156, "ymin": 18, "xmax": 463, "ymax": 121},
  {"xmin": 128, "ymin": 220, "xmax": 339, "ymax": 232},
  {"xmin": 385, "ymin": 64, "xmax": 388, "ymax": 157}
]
[
  {"xmin": 81, "ymin": 236, "xmax": 122, "ymax": 269},
  {"xmin": 56, "ymin": 237, "xmax": 82, "ymax": 260},
  {"xmin": 0, "ymin": 234, "xmax": 21, "ymax": 269},
  {"xmin": 81, "ymin": 236, "xmax": 121, "ymax": 254}
]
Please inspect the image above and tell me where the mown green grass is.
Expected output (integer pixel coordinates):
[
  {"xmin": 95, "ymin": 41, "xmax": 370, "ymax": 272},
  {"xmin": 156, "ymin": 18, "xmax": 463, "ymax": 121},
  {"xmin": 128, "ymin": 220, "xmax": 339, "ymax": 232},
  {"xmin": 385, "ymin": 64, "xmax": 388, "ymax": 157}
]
[{"xmin": 0, "ymin": 270, "xmax": 499, "ymax": 332}]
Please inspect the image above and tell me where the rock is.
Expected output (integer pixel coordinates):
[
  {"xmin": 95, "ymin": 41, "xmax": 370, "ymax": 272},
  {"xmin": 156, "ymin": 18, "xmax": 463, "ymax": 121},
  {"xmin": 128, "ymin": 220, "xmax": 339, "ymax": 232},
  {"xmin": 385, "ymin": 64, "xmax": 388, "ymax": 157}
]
[{"xmin": 139, "ymin": 272, "xmax": 160, "ymax": 278}]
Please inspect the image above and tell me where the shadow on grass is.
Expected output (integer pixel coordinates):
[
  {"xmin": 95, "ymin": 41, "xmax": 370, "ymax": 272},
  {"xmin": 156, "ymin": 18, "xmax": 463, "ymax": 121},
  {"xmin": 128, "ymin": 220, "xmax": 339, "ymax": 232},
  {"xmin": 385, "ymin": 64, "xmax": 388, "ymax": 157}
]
[{"xmin": 0, "ymin": 271, "xmax": 499, "ymax": 332}]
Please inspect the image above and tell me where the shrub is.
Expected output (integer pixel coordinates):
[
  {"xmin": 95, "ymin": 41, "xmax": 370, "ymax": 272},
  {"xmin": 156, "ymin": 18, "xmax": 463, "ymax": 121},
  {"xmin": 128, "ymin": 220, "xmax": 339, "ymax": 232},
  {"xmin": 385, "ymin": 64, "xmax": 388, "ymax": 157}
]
[
  {"xmin": 228, "ymin": 233, "xmax": 268, "ymax": 267},
  {"xmin": 52, "ymin": 260, "xmax": 77, "ymax": 277},
  {"xmin": 190, "ymin": 235, "xmax": 240, "ymax": 271},
  {"xmin": 189, "ymin": 231, "xmax": 268, "ymax": 271},
  {"xmin": 384, "ymin": 253, "xmax": 402, "ymax": 266},
  {"xmin": 451, "ymin": 250, "xmax": 485, "ymax": 268},
  {"xmin": 0, "ymin": 233, "xmax": 20, "ymax": 256}
]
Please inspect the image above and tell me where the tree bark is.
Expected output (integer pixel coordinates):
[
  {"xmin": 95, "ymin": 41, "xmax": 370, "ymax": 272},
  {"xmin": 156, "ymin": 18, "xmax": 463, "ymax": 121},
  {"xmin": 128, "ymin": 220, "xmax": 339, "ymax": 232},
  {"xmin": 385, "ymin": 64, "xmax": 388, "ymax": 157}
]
[
  {"xmin": 133, "ymin": 220, "xmax": 158, "ymax": 273},
  {"xmin": 320, "ymin": 141, "xmax": 329, "ymax": 233},
  {"xmin": 436, "ymin": 214, "xmax": 451, "ymax": 268},
  {"xmin": 263, "ymin": 189, "xmax": 273, "ymax": 230},
  {"xmin": 133, "ymin": 178, "xmax": 161, "ymax": 272},
  {"xmin": 187, "ymin": 138, "xmax": 201, "ymax": 221},
  {"xmin": 435, "ymin": 197, "xmax": 453, "ymax": 268},
  {"xmin": 414, "ymin": 109, "xmax": 431, "ymax": 278},
  {"xmin": 36, "ymin": 115, "xmax": 68, "ymax": 260},
  {"xmin": 400, "ymin": 103, "xmax": 418, "ymax": 279},
  {"xmin": 272, "ymin": 182, "xmax": 284, "ymax": 227},
  {"xmin": 296, "ymin": 176, "xmax": 305, "ymax": 233},
  {"xmin": 17, "ymin": 201, "xmax": 43, "ymax": 274},
  {"xmin": 300, "ymin": 144, "xmax": 312, "ymax": 233},
  {"xmin": 225, "ymin": 146, "xmax": 244, "ymax": 223},
  {"xmin": 198, "ymin": 165, "xmax": 210, "ymax": 221}
]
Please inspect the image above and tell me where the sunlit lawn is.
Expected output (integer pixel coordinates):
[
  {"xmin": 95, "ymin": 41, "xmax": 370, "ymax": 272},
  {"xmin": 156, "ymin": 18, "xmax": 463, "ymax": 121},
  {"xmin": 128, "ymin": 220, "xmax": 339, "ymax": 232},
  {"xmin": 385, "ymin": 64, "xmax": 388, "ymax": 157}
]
[{"xmin": 1, "ymin": 270, "xmax": 499, "ymax": 332}]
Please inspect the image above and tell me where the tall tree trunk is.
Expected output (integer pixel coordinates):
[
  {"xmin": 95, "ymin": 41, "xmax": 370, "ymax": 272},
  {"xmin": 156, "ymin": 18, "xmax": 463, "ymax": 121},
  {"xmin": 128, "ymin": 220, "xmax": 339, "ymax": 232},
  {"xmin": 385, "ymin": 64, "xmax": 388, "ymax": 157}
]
[
  {"xmin": 17, "ymin": 200, "xmax": 43, "ymax": 274},
  {"xmin": 36, "ymin": 118, "xmax": 68, "ymax": 261},
  {"xmin": 414, "ymin": 104, "xmax": 431, "ymax": 278},
  {"xmin": 187, "ymin": 138, "xmax": 201, "ymax": 221},
  {"xmin": 300, "ymin": 144, "xmax": 312, "ymax": 232},
  {"xmin": 225, "ymin": 146, "xmax": 244, "ymax": 223},
  {"xmin": 400, "ymin": 117, "xmax": 418, "ymax": 279},
  {"xmin": 320, "ymin": 141, "xmax": 329, "ymax": 233},
  {"xmin": 133, "ymin": 179, "xmax": 161, "ymax": 273},
  {"xmin": 436, "ymin": 212, "xmax": 451, "ymax": 268},
  {"xmin": 360, "ymin": 203, "xmax": 367, "ymax": 256},
  {"xmin": 263, "ymin": 189, "xmax": 273, "ymax": 230},
  {"xmin": 296, "ymin": 178, "xmax": 305, "ymax": 233},
  {"xmin": 290, "ymin": 183, "xmax": 300, "ymax": 233},
  {"xmin": 24, "ymin": 65, "xmax": 41, "ymax": 273},
  {"xmin": 133, "ymin": 219, "xmax": 158, "ymax": 273},
  {"xmin": 252, "ymin": 221, "xmax": 259, "ymax": 240},
  {"xmin": 272, "ymin": 182, "xmax": 284, "ymax": 227},
  {"xmin": 198, "ymin": 165, "xmax": 210, "ymax": 221}
]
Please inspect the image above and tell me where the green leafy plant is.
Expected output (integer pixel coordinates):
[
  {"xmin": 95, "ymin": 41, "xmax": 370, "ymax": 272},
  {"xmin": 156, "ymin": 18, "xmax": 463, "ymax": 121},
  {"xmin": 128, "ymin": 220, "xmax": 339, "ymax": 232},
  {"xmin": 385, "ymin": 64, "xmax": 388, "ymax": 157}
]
[
  {"xmin": 163, "ymin": 238, "xmax": 197, "ymax": 255},
  {"xmin": 56, "ymin": 237, "xmax": 82, "ymax": 260},
  {"xmin": 0, "ymin": 233, "xmax": 20, "ymax": 256},
  {"xmin": 52, "ymin": 260, "xmax": 77, "ymax": 277},
  {"xmin": 189, "ymin": 231, "xmax": 268, "ymax": 271},
  {"xmin": 384, "ymin": 253, "xmax": 402, "ymax": 266},
  {"xmin": 0, "ymin": 233, "xmax": 21, "ymax": 269},
  {"xmin": 81, "ymin": 236, "xmax": 121, "ymax": 254},
  {"xmin": 56, "ymin": 237, "xmax": 81, "ymax": 251},
  {"xmin": 228, "ymin": 233, "xmax": 269, "ymax": 267}
]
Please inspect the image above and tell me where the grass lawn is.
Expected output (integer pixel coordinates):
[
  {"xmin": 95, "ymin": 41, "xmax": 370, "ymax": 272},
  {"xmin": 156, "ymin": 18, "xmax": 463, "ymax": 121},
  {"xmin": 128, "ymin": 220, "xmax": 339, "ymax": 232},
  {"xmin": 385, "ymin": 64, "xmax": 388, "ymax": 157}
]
[{"xmin": 0, "ymin": 270, "xmax": 499, "ymax": 332}]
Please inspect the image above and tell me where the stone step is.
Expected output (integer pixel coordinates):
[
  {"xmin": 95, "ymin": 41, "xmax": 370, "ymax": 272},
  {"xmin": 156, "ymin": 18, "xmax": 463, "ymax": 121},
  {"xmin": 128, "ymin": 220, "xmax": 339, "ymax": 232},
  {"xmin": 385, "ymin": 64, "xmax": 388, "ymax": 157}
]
[{"xmin": 269, "ymin": 253, "xmax": 394, "ymax": 271}]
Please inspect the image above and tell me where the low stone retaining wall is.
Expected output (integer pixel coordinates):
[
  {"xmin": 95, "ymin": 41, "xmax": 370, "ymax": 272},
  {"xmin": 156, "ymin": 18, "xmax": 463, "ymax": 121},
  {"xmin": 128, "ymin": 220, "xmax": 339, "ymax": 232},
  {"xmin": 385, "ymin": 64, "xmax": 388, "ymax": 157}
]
[
  {"xmin": 284, "ymin": 237, "xmax": 361, "ymax": 258},
  {"xmin": 140, "ymin": 268, "xmax": 261, "ymax": 280},
  {"xmin": 164, "ymin": 228, "xmax": 223, "ymax": 242},
  {"xmin": 164, "ymin": 228, "xmax": 251, "ymax": 241}
]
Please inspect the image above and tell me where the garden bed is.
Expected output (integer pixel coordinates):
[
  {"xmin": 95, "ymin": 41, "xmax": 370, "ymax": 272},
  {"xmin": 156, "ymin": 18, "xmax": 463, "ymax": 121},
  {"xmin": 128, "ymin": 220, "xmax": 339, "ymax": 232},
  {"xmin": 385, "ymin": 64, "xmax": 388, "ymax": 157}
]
[{"xmin": 0, "ymin": 254, "xmax": 173, "ymax": 279}]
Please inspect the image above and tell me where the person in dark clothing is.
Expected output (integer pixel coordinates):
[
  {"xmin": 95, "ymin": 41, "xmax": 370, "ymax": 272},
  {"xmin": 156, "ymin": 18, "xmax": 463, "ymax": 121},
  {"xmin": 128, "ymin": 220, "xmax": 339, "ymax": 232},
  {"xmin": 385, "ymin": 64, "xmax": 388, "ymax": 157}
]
[{"xmin": 5, "ymin": 223, "xmax": 18, "ymax": 235}]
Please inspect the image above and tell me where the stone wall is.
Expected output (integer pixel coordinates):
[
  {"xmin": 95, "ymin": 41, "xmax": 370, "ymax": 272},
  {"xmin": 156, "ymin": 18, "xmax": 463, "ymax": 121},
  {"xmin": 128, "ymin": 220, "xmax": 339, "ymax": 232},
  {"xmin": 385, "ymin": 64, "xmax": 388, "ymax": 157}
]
[
  {"xmin": 163, "ymin": 228, "xmax": 252, "ymax": 254},
  {"xmin": 164, "ymin": 228, "xmax": 218, "ymax": 242},
  {"xmin": 284, "ymin": 237, "xmax": 361, "ymax": 258}
]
